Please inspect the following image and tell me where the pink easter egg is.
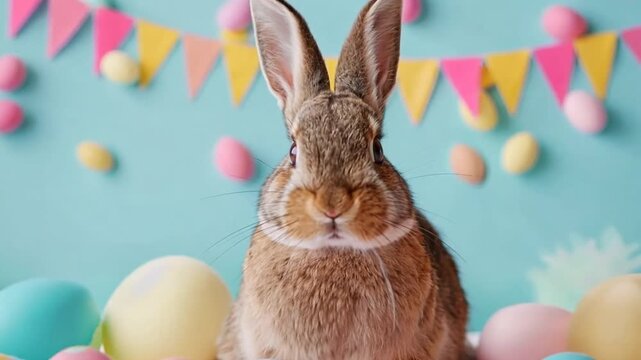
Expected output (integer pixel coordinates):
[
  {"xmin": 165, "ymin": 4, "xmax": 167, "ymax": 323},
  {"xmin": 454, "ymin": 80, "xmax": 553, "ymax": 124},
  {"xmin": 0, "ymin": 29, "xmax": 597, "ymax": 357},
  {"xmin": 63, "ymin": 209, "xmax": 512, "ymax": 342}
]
[
  {"xmin": 0, "ymin": 100, "xmax": 24, "ymax": 133},
  {"xmin": 0, "ymin": 55, "xmax": 27, "ymax": 92},
  {"xmin": 477, "ymin": 303, "xmax": 573, "ymax": 360},
  {"xmin": 563, "ymin": 90, "xmax": 607, "ymax": 134},
  {"xmin": 402, "ymin": 0, "xmax": 422, "ymax": 24},
  {"xmin": 542, "ymin": 5, "xmax": 588, "ymax": 42},
  {"xmin": 50, "ymin": 347, "xmax": 110, "ymax": 360},
  {"xmin": 214, "ymin": 136, "xmax": 255, "ymax": 181},
  {"xmin": 217, "ymin": 0, "xmax": 251, "ymax": 31}
]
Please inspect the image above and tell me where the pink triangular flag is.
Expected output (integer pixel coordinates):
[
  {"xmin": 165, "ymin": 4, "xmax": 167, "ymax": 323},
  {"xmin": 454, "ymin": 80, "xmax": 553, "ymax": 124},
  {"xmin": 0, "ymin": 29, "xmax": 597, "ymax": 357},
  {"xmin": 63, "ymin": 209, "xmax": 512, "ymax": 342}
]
[
  {"xmin": 183, "ymin": 34, "xmax": 221, "ymax": 99},
  {"xmin": 441, "ymin": 57, "xmax": 483, "ymax": 115},
  {"xmin": 47, "ymin": 0, "xmax": 91, "ymax": 58},
  {"xmin": 94, "ymin": 8, "xmax": 134, "ymax": 73},
  {"xmin": 533, "ymin": 43, "xmax": 575, "ymax": 105},
  {"xmin": 622, "ymin": 26, "xmax": 641, "ymax": 64},
  {"xmin": 8, "ymin": 0, "xmax": 44, "ymax": 37}
]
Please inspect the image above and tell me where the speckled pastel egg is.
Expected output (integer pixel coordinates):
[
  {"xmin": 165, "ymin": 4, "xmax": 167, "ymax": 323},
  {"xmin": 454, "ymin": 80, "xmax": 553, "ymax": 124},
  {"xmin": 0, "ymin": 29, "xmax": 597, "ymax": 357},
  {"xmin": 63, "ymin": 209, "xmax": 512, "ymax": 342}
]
[
  {"xmin": 102, "ymin": 256, "xmax": 233, "ymax": 360},
  {"xmin": 450, "ymin": 144, "xmax": 486, "ymax": 185},
  {"xmin": 100, "ymin": 51, "xmax": 140, "ymax": 85},
  {"xmin": 76, "ymin": 142, "xmax": 115, "ymax": 172},
  {"xmin": 542, "ymin": 5, "xmax": 588, "ymax": 42},
  {"xmin": 0, "ymin": 279, "xmax": 100, "ymax": 360},
  {"xmin": 214, "ymin": 136, "xmax": 255, "ymax": 181},
  {"xmin": 568, "ymin": 274, "xmax": 641, "ymax": 360},
  {"xmin": 217, "ymin": 0, "xmax": 251, "ymax": 31},
  {"xmin": 221, "ymin": 29, "xmax": 249, "ymax": 43},
  {"xmin": 459, "ymin": 91, "xmax": 498, "ymax": 132},
  {"xmin": 563, "ymin": 90, "xmax": 607, "ymax": 134},
  {"xmin": 0, "ymin": 56, "xmax": 27, "ymax": 92},
  {"xmin": 501, "ymin": 132, "xmax": 539, "ymax": 175},
  {"xmin": 51, "ymin": 346, "xmax": 110, "ymax": 360},
  {"xmin": 0, "ymin": 100, "xmax": 24, "ymax": 133},
  {"xmin": 402, "ymin": 0, "xmax": 422, "ymax": 24},
  {"xmin": 477, "ymin": 303, "xmax": 573, "ymax": 360},
  {"xmin": 544, "ymin": 353, "xmax": 594, "ymax": 360}
]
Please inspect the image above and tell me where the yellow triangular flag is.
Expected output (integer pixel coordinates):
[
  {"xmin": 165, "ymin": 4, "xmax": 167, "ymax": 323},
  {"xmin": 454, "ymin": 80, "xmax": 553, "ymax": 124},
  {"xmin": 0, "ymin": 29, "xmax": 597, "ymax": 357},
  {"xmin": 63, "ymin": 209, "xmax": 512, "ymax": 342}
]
[
  {"xmin": 575, "ymin": 32, "xmax": 618, "ymax": 99},
  {"xmin": 222, "ymin": 43, "xmax": 260, "ymax": 106},
  {"xmin": 396, "ymin": 59, "xmax": 439, "ymax": 124},
  {"xmin": 325, "ymin": 58, "xmax": 338, "ymax": 91},
  {"xmin": 485, "ymin": 50, "xmax": 531, "ymax": 115},
  {"xmin": 137, "ymin": 20, "xmax": 180, "ymax": 87}
]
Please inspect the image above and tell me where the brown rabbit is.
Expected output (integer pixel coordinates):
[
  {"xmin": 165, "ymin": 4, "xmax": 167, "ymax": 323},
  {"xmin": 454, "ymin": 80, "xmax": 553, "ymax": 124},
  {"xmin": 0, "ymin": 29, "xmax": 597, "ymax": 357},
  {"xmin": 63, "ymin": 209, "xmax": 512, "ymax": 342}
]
[{"xmin": 217, "ymin": 0, "xmax": 469, "ymax": 358}]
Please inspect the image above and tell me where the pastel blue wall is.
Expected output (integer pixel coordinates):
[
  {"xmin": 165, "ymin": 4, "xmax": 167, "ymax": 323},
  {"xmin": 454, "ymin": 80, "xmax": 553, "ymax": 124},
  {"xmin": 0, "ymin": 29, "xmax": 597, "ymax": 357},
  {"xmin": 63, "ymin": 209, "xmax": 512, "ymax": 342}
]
[{"xmin": 1, "ymin": 0, "xmax": 640, "ymax": 331}]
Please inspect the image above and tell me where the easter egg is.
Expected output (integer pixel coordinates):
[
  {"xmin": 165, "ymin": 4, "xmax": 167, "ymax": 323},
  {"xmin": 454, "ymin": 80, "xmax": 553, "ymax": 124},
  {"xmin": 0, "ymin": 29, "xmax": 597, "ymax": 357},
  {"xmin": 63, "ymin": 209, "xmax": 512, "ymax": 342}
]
[
  {"xmin": 544, "ymin": 352, "xmax": 594, "ymax": 360},
  {"xmin": 542, "ymin": 5, "xmax": 588, "ymax": 42},
  {"xmin": 450, "ymin": 144, "xmax": 486, "ymax": 185},
  {"xmin": 217, "ymin": 0, "xmax": 251, "ymax": 31},
  {"xmin": 51, "ymin": 346, "xmax": 110, "ymax": 360},
  {"xmin": 402, "ymin": 0, "xmax": 422, "ymax": 24},
  {"xmin": 100, "ymin": 51, "xmax": 139, "ymax": 85},
  {"xmin": 563, "ymin": 90, "xmax": 607, "ymax": 134},
  {"xmin": 477, "ymin": 303, "xmax": 572, "ymax": 360},
  {"xmin": 0, "ymin": 100, "xmax": 24, "ymax": 134},
  {"xmin": 77, "ymin": 142, "xmax": 115, "ymax": 172},
  {"xmin": 501, "ymin": 132, "xmax": 539, "ymax": 175},
  {"xmin": 0, "ymin": 279, "xmax": 100, "ymax": 360},
  {"xmin": 214, "ymin": 136, "xmax": 255, "ymax": 181},
  {"xmin": 0, "ymin": 55, "xmax": 27, "ymax": 92},
  {"xmin": 102, "ymin": 256, "xmax": 233, "ymax": 360},
  {"xmin": 459, "ymin": 92, "xmax": 498, "ymax": 132},
  {"xmin": 0, "ymin": 355, "xmax": 22, "ymax": 360},
  {"xmin": 221, "ymin": 29, "xmax": 249, "ymax": 43},
  {"xmin": 568, "ymin": 274, "xmax": 641, "ymax": 360}
]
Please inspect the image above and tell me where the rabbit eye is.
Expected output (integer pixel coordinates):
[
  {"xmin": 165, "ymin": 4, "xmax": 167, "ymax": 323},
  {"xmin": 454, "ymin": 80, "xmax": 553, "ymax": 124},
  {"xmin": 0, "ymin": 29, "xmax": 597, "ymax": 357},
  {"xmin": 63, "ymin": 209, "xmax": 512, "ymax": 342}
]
[
  {"xmin": 372, "ymin": 139, "xmax": 384, "ymax": 164},
  {"xmin": 289, "ymin": 142, "xmax": 298, "ymax": 167}
]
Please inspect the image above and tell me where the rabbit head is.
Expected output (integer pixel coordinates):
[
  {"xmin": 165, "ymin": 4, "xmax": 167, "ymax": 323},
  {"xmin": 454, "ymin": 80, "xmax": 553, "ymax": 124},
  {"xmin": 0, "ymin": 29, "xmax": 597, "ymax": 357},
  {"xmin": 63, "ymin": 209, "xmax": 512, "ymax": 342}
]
[{"xmin": 251, "ymin": 0, "xmax": 416, "ymax": 250}]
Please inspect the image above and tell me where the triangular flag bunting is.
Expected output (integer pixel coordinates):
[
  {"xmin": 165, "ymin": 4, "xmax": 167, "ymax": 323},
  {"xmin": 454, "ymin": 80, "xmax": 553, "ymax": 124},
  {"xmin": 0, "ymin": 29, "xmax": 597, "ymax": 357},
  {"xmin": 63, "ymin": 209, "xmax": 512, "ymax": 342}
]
[
  {"xmin": 183, "ymin": 34, "xmax": 221, "ymax": 99},
  {"xmin": 8, "ymin": 0, "xmax": 43, "ymax": 38},
  {"xmin": 325, "ymin": 58, "xmax": 338, "ymax": 91},
  {"xmin": 574, "ymin": 32, "xmax": 618, "ymax": 99},
  {"xmin": 533, "ymin": 42, "xmax": 575, "ymax": 105},
  {"xmin": 47, "ymin": 0, "xmax": 91, "ymax": 58},
  {"xmin": 397, "ymin": 59, "xmax": 439, "ymax": 124},
  {"xmin": 222, "ymin": 43, "xmax": 260, "ymax": 106},
  {"xmin": 441, "ymin": 57, "xmax": 483, "ymax": 115},
  {"xmin": 94, "ymin": 8, "xmax": 134, "ymax": 74},
  {"xmin": 486, "ymin": 50, "xmax": 531, "ymax": 115},
  {"xmin": 137, "ymin": 20, "xmax": 180, "ymax": 87},
  {"xmin": 622, "ymin": 26, "xmax": 641, "ymax": 64}
]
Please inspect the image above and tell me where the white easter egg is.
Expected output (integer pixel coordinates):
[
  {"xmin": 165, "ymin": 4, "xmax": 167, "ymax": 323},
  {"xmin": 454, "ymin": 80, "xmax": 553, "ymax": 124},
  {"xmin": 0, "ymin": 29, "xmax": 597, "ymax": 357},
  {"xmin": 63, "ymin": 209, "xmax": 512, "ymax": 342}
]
[
  {"xmin": 102, "ymin": 256, "xmax": 232, "ymax": 360},
  {"xmin": 563, "ymin": 90, "xmax": 607, "ymax": 134},
  {"xmin": 100, "ymin": 51, "xmax": 139, "ymax": 85}
]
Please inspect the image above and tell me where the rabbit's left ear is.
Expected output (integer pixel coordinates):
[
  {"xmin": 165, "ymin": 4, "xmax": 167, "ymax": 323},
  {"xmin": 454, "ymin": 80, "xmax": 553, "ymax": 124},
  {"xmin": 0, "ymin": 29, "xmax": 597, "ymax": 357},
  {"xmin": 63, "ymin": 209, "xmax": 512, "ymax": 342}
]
[
  {"xmin": 251, "ymin": 0, "xmax": 330, "ymax": 126},
  {"xmin": 335, "ymin": 0, "xmax": 402, "ymax": 117}
]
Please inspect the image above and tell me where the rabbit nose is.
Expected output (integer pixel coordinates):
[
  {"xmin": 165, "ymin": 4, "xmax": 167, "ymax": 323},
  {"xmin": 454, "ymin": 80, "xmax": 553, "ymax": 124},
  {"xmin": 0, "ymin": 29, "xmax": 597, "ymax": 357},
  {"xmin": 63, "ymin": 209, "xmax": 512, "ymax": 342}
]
[
  {"xmin": 323, "ymin": 209, "xmax": 341, "ymax": 220},
  {"xmin": 314, "ymin": 186, "xmax": 353, "ymax": 220}
]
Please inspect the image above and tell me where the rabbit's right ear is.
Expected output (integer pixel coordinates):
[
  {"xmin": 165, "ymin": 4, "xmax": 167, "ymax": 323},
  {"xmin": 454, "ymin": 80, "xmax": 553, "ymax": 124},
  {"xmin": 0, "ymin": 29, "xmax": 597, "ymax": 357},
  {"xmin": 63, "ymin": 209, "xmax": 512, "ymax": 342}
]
[{"xmin": 251, "ymin": 0, "xmax": 330, "ymax": 127}]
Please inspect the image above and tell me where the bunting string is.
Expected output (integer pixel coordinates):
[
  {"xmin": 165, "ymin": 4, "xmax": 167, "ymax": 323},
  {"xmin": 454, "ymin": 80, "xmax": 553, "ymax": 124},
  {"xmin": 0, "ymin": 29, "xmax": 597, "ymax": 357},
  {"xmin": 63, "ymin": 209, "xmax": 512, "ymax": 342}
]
[{"xmin": 7, "ymin": 0, "xmax": 641, "ymax": 123}]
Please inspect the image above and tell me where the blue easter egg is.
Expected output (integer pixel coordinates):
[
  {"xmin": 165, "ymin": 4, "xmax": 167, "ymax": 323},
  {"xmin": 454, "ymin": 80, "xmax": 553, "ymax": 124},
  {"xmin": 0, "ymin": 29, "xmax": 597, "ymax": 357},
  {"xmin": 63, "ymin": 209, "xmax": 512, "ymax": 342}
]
[
  {"xmin": 543, "ymin": 352, "xmax": 595, "ymax": 360},
  {"xmin": 0, "ymin": 279, "xmax": 100, "ymax": 360}
]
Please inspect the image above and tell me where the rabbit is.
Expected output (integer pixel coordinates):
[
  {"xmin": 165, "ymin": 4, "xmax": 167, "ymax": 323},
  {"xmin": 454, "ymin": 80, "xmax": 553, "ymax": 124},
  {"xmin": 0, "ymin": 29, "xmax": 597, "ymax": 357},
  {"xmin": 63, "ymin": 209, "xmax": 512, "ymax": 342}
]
[{"xmin": 216, "ymin": 0, "xmax": 469, "ymax": 358}]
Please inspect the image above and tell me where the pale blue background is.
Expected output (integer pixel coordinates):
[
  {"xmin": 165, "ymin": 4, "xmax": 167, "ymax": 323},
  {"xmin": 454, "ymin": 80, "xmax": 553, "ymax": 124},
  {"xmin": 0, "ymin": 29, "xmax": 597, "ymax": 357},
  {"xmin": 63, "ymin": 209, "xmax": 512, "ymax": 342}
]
[{"xmin": 1, "ymin": 0, "xmax": 640, "ymax": 330}]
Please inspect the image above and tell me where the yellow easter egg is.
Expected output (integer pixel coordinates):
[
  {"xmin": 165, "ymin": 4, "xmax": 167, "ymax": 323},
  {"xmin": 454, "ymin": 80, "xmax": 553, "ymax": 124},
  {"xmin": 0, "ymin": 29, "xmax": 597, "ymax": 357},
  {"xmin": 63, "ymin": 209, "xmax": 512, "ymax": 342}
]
[
  {"xmin": 76, "ymin": 142, "xmax": 114, "ymax": 172},
  {"xmin": 459, "ymin": 92, "xmax": 498, "ymax": 132},
  {"xmin": 100, "ymin": 51, "xmax": 140, "ymax": 85},
  {"xmin": 102, "ymin": 256, "xmax": 232, "ymax": 360},
  {"xmin": 568, "ymin": 275, "xmax": 641, "ymax": 360},
  {"xmin": 221, "ymin": 29, "xmax": 248, "ymax": 43},
  {"xmin": 501, "ymin": 132, "xmax": 539, "ymax": 174}
]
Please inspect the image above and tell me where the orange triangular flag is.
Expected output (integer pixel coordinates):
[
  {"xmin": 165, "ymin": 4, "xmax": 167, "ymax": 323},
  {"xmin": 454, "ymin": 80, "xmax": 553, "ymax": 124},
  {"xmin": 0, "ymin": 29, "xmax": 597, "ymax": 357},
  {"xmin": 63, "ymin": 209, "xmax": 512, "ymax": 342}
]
[
  {"xmin": 222, "ymin": 42, "xmax": 260, "ymax": 106},
  {"xmin": 325, "ymin": 58, "xmax": 338, "ymax": 91},
  {"xmin": 183, "ymin": 34, "xmax": 221, "ymax": 99},
  {"xmin": 574, "ymin": 32, "xmax": 618, "ymax": 99},
  {"xmin": 137, "ymin": 20, "xmax": 180, "ymax": 87},
  {"xmin": 486, "ymin": 50, "xmax": 531, "ymax": 115},
  {"xmin": 396, "ymin": 59, "xmax": 439, "ymax": 124}
]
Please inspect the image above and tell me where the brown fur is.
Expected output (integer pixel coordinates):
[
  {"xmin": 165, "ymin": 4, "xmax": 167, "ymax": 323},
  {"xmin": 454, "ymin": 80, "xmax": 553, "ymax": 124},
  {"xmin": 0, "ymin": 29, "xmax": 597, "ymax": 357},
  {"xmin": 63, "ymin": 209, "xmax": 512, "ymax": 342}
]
[{"xmin": 218, "ymin": 0, "xmax": 469, "ymax": 358}]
